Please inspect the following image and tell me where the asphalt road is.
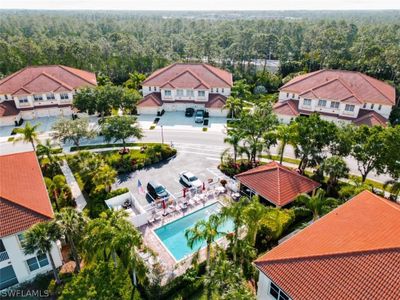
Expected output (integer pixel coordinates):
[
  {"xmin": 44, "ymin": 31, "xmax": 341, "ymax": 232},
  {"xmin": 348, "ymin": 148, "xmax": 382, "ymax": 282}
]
[{"xmin": 140, "ymin": 126, "xmax": 392, "ymax": 184}]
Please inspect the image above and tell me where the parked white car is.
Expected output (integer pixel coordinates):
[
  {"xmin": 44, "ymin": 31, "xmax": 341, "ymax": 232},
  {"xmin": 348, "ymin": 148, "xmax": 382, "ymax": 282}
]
[{"xmin": 179, "ymin": 171, "xmax": 202, "ymax": 189}]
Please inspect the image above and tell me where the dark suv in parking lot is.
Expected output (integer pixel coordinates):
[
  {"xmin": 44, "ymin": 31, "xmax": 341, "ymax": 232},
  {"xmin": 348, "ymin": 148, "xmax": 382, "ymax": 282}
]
[
  {"xmin": 147, "ymin": 181, "xmax": 169, "ymax": 201},
  {"xmin": 185, "ymin": 107, "xmax": 195, "ymax": 117}
]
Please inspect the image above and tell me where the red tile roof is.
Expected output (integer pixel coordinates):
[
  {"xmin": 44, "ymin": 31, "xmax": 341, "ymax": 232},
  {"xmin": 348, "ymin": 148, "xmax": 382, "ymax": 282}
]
[
  {"xmin": 0, "ymin": 151, "xmax": 53, "ymax": 237},
  {"xmin": 0, "ymin": 65, "xmax": 97, "ymax": 95},
  {"xmin": 235, "ymin": 161, "xmax": 320, "ymax": 207},
  {"xmin": 254, "ymin": 191, "xmax": 400, "ymax": 300},
  {"xmin": 137, "ymin": 92, "xmax": 163, "ymax": 107},
  {"xmin": 273, "ymin": 100, "xmax": 299, "ymax": 116},
  {"xmin": 280, "ymin": 70, "xmax": 395, "ymax": 105},
  {"xmin": 354, "ymin": 110, "xmax": 388, "ymax": 126},
  {"xmin": 205, "ymin": 94, "xmax": 227, "ymax": 108},
  {"xmin": 142, "ymin": 63, "xmax": 233, "ymax": 88},
  {"xmin": 0, "ymin": 101, "xmax": 19, "ymax": 117},
  {"xmin": 273, "ymin": 99, "xmax": 388, "ymax": 126}
]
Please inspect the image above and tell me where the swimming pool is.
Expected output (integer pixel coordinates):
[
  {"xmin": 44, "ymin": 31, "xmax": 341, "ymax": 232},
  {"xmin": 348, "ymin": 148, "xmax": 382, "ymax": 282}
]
[{"xmin": 154, "ymin": 202, "xmax": 233, "ymax": 261}]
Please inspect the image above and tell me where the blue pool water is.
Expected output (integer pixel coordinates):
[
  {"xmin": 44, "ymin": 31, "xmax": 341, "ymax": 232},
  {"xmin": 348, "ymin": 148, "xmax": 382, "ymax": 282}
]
[{"xmin": 154, "ymin": 202, "xmax": 234, "ymax": 260}]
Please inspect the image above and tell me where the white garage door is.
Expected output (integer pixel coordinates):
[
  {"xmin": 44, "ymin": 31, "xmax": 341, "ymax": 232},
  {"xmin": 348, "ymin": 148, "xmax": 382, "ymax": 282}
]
[
  {"xmin": 138, "ymin": 107, "xmax": 159, "ymax": 115},
  {"xmin": 49, "ymin": 108, "xmax": 60, "ymax": 116},
  {"xmin": 36, "ymin": 109, "xmax": 50, "ymax": 118}
]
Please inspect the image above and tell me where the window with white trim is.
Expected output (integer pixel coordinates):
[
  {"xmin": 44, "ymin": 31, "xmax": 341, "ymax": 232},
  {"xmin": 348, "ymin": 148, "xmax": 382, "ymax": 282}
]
[
  {"xmin": 5, "ymin": 95, "xmax": 8, "ymax": 100},
  {"xmin": 60, "ymin": 93, "xmax": 69, "ymax": 100},
  {"xmin": 33, "ymin": 94, "xmax": 43, "ymax": 101},
  {"xmin": 198, "ymin": 91, "xmax": 205, "ymax": 97},
  {"xmin": 330, "ymin": 101, "xmax": 340, "ymax": 109},
  {"xmin": 164, "ymin": 90, "xmax": 172, "ymax": 97},
  {"xmin": 26, "ymin": 253, "xmax": 49, "ymax": 272},
  {"xmin": 46, "ymin": 93, "xmax": 55, "ymax": 100},
  {"xmin": 17, "ymin": 233, "xmax": 25, "ymax": 248},
  {"xmin": 286, "ymin": 93, "xmax": 289, "ymax": 98},
  {"xmin": 363, "ymin": 103, "xmax": 367, "ymax": 108},
  {"xmin": 303, "ymin": 99, "xmax": 312, "ymax": 106},
  {"xmin": 345, "ymin": 104, "xmax": 355, "ymax": 112},
  {"xmin": 378, "ymin": 104, "xmax": 382, "ymax": 110},
  {"xmin": 269, "ymin": 282, "xmax": 289, "ymax": 300},
  {"xmin": 186, "ymin": 90, "xmax": 194, "ymax": 97},
  {"xmin": 222, "ymin": 88, "xmax": 224, "ymax": 93},
  {"xmin": 317, "ymin": 99, "xmax": 327, "ymax": 107},
  {"xmin": 19, "ymin": 97, "xmax": 28, "ymax": 104},
  {"xmin": 177, "ymin": 89, "xmax": 184, "ymax": 97},
  {"xmin": 371, "ymin": 103, "xmax": 374, "ymax": 109}
]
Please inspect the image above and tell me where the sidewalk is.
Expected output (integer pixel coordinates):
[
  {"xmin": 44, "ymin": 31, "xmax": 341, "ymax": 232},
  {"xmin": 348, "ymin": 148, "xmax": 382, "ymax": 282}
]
[{"xmin": 60, "ymin": 160, "xmax": 87, "ymax": 212}]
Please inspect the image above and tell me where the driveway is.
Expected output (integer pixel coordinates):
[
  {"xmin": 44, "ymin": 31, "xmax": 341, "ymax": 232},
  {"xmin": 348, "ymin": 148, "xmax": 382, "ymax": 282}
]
[
  {"xmin": 138, "ymin": 111, "xmax": 227, "ymax": 132},
  {"xmin": 112, "ymin": 142, "xmax": 231, "ymax": 207}
]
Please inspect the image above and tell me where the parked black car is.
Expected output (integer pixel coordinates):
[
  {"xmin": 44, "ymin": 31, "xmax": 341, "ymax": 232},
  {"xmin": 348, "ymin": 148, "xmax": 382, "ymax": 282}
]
[
  {"xmin": 185, "ymin": 107, "xmax": 195, "ymax": 117},
  {"xmin": 147, "ymin": 181, "xmax": 169, "ymax": 201}
]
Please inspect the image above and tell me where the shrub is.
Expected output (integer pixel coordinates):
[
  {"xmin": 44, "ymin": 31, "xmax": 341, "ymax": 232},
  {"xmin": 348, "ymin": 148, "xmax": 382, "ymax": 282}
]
[
  {"xmin": 254, "ymin": 85, "xmax": 267, "ymax": 95},
  {"xmin": 150, "ymin": 125, "xmax": 156, "ymax": 130}
]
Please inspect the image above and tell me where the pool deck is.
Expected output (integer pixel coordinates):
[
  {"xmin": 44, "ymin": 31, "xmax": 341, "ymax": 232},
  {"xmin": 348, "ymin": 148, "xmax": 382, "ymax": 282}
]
[{"xmin": 139, "ymin": 194, "xmax": 231, "ymax": 285}]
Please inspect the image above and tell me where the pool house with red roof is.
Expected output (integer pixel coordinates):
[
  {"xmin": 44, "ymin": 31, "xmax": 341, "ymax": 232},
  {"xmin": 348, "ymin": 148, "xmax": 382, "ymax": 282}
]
[{"xmin": 235, "ymin": 162, "xmax": 320, "ymax": 208}]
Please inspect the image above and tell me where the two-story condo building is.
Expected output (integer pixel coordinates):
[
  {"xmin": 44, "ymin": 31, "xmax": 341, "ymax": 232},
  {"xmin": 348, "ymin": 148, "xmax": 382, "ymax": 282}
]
[
  {"xmin": 0, "ymin": 65, "xmax": 97, "ymax": 127},
  {"xmin": 254, "ymin": 190, "xmax": 400, "ymax": 300},
  {"xmin": 0, "ymin": 150, "xmax": 63, "ymax": 291},
  {"xmin": 274, "ymin": 70, "xmax": 396, "ymax": 126},
  {"xmin": 137, "ymin": 63, "xmax": 233, "ymax": 116}
]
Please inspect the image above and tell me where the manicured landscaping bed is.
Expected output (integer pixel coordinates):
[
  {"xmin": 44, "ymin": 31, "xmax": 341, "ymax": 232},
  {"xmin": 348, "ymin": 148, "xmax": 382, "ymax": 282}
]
[
  {"xmin": 66, "ymin": 143, "xmax": 177, "ymax": 217},
  {"xmin": 70, "ymin": 142, "xmax": 157, "ymax": 151}
]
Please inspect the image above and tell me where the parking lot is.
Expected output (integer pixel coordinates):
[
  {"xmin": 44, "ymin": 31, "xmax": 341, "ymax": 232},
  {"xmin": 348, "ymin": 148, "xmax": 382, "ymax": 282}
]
[
  {"xmin": 137, "ymin": 111, "xmax": 227, "ymax": 132},
  {"xmin": 112, "ymin": 142, "xmax": 232, "ymax": 207}
]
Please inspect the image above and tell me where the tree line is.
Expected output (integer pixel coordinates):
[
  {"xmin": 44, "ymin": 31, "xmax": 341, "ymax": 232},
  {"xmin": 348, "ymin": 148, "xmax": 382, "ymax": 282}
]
[{"xmin": 0, "ymin": 10, "xmax": 399, "ymax": 95}]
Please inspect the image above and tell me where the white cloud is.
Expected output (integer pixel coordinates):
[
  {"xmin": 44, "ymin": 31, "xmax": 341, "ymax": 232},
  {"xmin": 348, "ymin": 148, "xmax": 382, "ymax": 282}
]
[{"xmin": 1, "ymin": 0, "xmax": 399, "ymax": 10}]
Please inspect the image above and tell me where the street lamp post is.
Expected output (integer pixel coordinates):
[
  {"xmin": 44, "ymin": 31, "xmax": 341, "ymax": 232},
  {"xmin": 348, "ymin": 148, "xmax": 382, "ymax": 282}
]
[{"xmin": 161, "ymin": 125, "xmax": 164, "ymax": 144}]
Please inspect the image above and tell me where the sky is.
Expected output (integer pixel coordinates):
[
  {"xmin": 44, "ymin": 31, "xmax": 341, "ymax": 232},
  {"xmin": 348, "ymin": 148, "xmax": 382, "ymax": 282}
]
[{"xmin": 1, "ymin": 0, "xmax": 399, "ymax": 10}]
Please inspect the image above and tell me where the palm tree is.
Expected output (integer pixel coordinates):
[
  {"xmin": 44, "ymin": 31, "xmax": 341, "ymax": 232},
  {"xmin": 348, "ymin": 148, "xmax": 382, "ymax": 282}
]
[
  {"xmin": 44, "ymin": 175, "xmax": 70, "ymax": 211},
  {"xmin": 320, "ymin": 156, "xmax": 350, "ymax": 194},
  {"xmin": 296, "ymin": 188, "xmax": 339, "ymax": 221},
  {"xmin": 83, "ymin": 209, "xmax": 144, "ymax": 283},
  {"xmin": 13, "ymin": 122, "xmax": 41, "ymax": 151},
  {"xmin": 92, "ymin": 164, "xmax": 117, "ymax": 193},
  {"xmin": 275, "ymin": 124, "xmax": 295, "ymax": 165},
  {"xmin": 224, "ymin": 129, "xmax": 242, "ymax": 163},
  {"xmin": 23, "ymin": 221, "xmax": 61, "ymax": 284},
  {"xmin": 37, "ymin": 139, "xmax": 59, "ymax": 164},
  {"xmin": 185, "ymin": 214, "xmax": 224, "ymax": 279},
  {"xmin": 221, "ymin": 198, "xmax": 247, "ymax": 262},
  {"xmin": 223, "ymin": 96, "xmax": 243, "ymax": 119},
  {"xmin": 383, "ymin": 179, "xmax": 400, "ymax": 201},
  {"xmin": 243, "ymin": 196, "xmax": 266, "ymax": 246},
  {"xmin": 55, "ymin": 208, "xmax": 86, "ymax": 273}
]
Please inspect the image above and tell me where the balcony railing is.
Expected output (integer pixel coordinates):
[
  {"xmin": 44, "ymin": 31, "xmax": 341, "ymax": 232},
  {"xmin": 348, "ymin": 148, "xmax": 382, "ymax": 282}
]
[{"xmin": 0, "ymin": 251, "xmax": 9, "ymax": 262}]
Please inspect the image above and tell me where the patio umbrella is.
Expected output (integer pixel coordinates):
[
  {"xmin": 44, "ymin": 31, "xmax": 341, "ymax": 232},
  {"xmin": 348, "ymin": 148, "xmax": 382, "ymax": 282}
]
[
  {"xmin": 202, "ymin": 182, "xmax": 206, "ymax": 191},
  {"xmin": 162, "ymin": 199, "xmax": 167, "ymax": 215}
]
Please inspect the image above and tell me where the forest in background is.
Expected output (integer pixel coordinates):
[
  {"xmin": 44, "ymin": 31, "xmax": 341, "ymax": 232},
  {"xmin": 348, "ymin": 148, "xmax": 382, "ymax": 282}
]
[{"xmin": 0, "ymin": 10, "xmax": 399, "ymax": 99}]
